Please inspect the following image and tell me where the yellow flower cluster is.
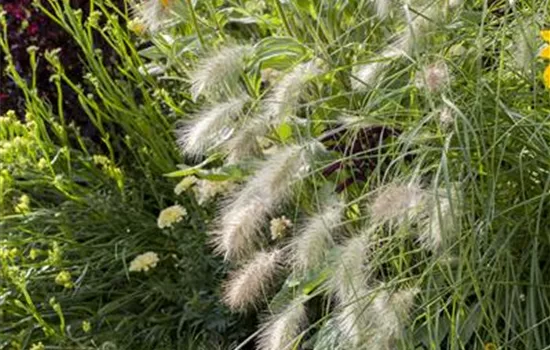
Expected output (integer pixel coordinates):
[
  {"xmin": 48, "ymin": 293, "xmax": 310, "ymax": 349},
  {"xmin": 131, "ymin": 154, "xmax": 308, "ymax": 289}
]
[
  {"xmin": 129, "ymin": 251, "xmax": 160, "ymax": 272},
  {"xmin": 269, "ymin": 216, "xmax": 293, "ymax": 240},
  {"xmin": 55, "ymin": 270, "xmax": 73, "ymax": 289},
  {"xmin": 92, "ymin": 154, "xmax": 124, "ymax": 190},
  {"xmin": 14, "ymin": 194, "xmax": 30, "ymax": 214},
  {"xmin": 540, "ymin": 30, "xmax": 550, "ymax": 89},
  {"xmin": 157, "ymin": 204, "xmax": 187, "ymax": 229}
]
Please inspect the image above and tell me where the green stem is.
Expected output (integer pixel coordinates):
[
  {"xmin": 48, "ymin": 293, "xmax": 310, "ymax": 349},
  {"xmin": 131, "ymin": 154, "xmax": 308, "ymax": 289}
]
[{"xmin": 186, "ymin": 0, "xmax": 205, "ymax": 48}]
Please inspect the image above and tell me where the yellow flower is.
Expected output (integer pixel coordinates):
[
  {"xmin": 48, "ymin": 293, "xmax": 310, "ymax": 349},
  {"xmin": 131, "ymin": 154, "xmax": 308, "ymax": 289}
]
[
  {"xmin": 129, "ymin": 251, "xmax": 160, "ymax": 272},
  {"xmin": 55, "ymin": 270, "xmax": 73, "ymax": 289},
  {"xmin": 14, "ymin": 194, "xmax": 30, "ymax": 214},
  {"xmin": 37, "ymin": 158, "xmax": 48, "ymax": 170},
  {"xmin": 174, "ymin": 176, "xmax": 197, "ymax": 195},
  {"xmin": 484, "ymin": 343, "xmax": 497, "ymax": 350},
  {"xmin": 157, "ymin": 205, "xmax": 187, "ymax": 229},
  {"xmin": 541, "ymin": 29, "xmax": 550, "ymax": 43},
  {"xmin": 540, "ymin": 45, "xmax": 550, "ymax": 60},
  {"xmin": 29, "ymin": 248, "xmax": 40, "ymax": 260},
  {"xmin": 160, "ymin": 0, "xmax": 171, "ymax": 7},
  {"xmin": 30, "ymin": 342, "xmax": 45, "ymax": 350},
  {"xmin": 544, "ymin": 65, "xmax": 550, "ymax": 89},
  {"xmin": 128, "ymin": 19, "xmax": 146, "ymax": 35},
  {"xmin": 82, "ymin": 320, "xmax": 92, "ymax": 333}
]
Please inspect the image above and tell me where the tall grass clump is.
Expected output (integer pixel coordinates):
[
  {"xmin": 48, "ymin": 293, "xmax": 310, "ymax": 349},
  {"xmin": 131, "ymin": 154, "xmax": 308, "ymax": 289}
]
[{"xmin": 141, "ymin": 0, "xmax": 550, "ymax": 348}]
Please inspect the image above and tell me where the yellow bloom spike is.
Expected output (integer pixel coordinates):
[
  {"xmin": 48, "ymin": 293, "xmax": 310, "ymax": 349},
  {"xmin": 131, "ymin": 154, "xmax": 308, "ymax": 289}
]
[
  {"xmin": 544, "ymin": 65, "xmax": 550, "ymax": 89},
  {"xmin": 541, "ymin": 30, "xmax": 550, "ymax": 43},
  {"xmin": 540, "ymin": 45, "xmax": 550, "ymax": 60}
]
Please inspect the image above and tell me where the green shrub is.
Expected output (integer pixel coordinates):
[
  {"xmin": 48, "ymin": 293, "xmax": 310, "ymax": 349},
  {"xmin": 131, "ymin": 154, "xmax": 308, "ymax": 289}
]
[{"xmin": 0, "ymin": 1, "xmax": 249, "ymax": 349}]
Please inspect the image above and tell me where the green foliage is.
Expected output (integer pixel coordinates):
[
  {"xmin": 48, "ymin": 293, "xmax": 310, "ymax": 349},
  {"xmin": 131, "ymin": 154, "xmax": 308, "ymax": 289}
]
[
  {"xmin": 0, "ymin": 1, "xmax": 249, "ymax": 349},
  {"xmin": 2, "ymin": 0, "xmax": 550, "ymax": 349}
]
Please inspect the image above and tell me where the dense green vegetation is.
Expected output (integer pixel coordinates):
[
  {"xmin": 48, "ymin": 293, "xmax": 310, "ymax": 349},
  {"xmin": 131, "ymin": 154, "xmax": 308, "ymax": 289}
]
[{"xmin": 1, "ymin": 0, "xmax": 550, "ymax": 349}]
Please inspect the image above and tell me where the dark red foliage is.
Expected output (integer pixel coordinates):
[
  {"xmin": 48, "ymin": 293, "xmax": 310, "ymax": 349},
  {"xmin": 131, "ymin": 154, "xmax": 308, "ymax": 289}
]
[
  {"xmin": 0, "ymin": 0, "xmax": 119, "ymax": 139},
  {"xmin": 321, "ymin": 125, "xmax": 401, "ymax": 192}
]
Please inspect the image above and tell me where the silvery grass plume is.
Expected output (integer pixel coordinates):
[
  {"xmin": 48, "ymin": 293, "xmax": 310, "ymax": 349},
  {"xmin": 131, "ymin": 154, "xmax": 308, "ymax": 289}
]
[
  {"xmin": 222, "ymin": 250, "xmax": 282, "ymax": 312},
  {"xmin": 263, "ymin": 60, "xmax": 323, "ymax": 122},
  {"xmin": 176, "ymin": 94, "xmax": 250, "ymax": 160},
  {"xmin": 370, "ymin": 181, "xmax": 426, "ymax": 225},
  {"xmin": 224, "ymin": 118, "xmax": 268, "ymax": 164},
  {"xmin": 330, "ymin": 231, "xmax": 374, "ymax": 303},
  {"xmin": 257, "ymin": 300, "xmax": 308, "ymax": 350},
  {"xmin": 225, "ymin": 60, "xmax": 323, "ymax": 163},
  {"xmin": 352, "ymin": 0, "xmax": 459, "ymax": 90},
  {"xmin": 415, "ymin": 61, "xmax": 450, "ymax": 93},
  {"xmin": 335, "ymin": 285, "xmax": 419, "ymax": 349},
  {"xmin": 291, "ymin": 198, "xmax": 344, "ymax": 273},
  {"xmin": 213, "ymin": 141, "xmax": 326, "ymax": 261},
  {"xmin": 373, "ymin": 0, "xmax": 391, "ymax": 19},
  {"xmin": 366, "ymin": 286, "xmax": 419, "ymax": 349},
  {"xmin": 132, "ymin": 0, "xmax": 175, "ymax": 33},
  {"xmin": 189, "ymin": 44, "xmax": 252, "ymax": 101},
  {"xmin": 329, "ymin": 232, "xmax": 376, "ymax": 348},
  {"xmin": 418, "ymin": 186, "xmax": 460, "ymax": 252}
]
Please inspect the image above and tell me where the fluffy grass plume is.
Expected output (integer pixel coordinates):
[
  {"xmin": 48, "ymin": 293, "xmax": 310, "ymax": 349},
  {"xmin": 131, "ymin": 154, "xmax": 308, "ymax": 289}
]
[
  {"xmin": 352, "ymin": 0, "xmax": 458, "ymax": 90},
  {"xmin": 189, "ymin": 44, "xmax": 251, "ymax": 101},
  {"xmin": 222, "ymin": 250, "xmax": 282, "ymax": 312},
  {"xmin": 176, "ymin": 94, "xmax": 250, "ymax": 160},
  {"xmin": 225, "ymin": 61, "xmax": 322, "ymax": 163},
  {"xmin": 334, "ymin": 285, "xmax": 418, "ymax": 349},
  {"xmin": 366, "ymin": 287, "xmax": 419, "ymax": 349},
  {"xmin": 132, "ymin": 0, "xmax": 175, "ymax": 33},
  {"xmin": 212, "ymin": 142, "xmax": 325, "ymax": 260},
  {"xmin": 418, "ymin": 186, "xmax": 460, "ymax": 252},
  {"xmin": 330, "ymin": 231, "xmax": 374, "ymax": 302},
  {"xmin": 373, "ymin": 0, "xmax": 391, "ymax": 19},
  {"xmin": 257, "ymin": 300, "xmax": 307, "ymax": 350},
  {"xmin": 370, "ymin": 182, "xmax": 425, "ymax": 225},
  {"xmin": 263, "ymin": 60, "xmax": 322, "ymax": 122},
  {"xmin": 291, "ymin": 197, "xmax": 344, "ymax": 272}
]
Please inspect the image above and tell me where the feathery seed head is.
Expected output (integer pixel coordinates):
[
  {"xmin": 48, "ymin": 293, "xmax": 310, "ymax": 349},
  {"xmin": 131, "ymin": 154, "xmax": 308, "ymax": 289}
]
[
  {"xmin": 257, "ymin": 300, "xmax": 308, "ymax": 350},
  {"xmin": 330, "ymin": 233, "xmax": 374, "ymax": 302},
  {"xmin": 368, "ymin": 286, "xmax": 419, "ymax": 348},
  {"xmin": 374, "ymin": 0, "xmax": 391, "ymax": 19},
  {"xmin": 263, "ymin": 60, "xmax": 323, "ymax": 122},
  {"xmin": 177, "ymin": 94, "xmax": 250, "ymax": 159},
  {"xmin": 224, "ymin": 119, "xmax": 268, "ymax": 164},
  {"xmin": 334, "ymin": 284, "xmax": 377, "ymax": 347},
  {"xmin": 223, "ymin": 250, "xmax": 283, "ymax": 312},
  {"xmin": 415, "ymin": 61, "xmax": 450, "ymax": 93},
  {"xmin": 418, "ymin": 186, "xmax": 460, "ymax": 252},
  {"xmin": 189, "ymin": 44, "xmax": 252, "ymax": 101},
  {"xmin": 213, "ymin": 199, "xmax": 269, "ymax": 261},
  {"xmin": 225, "ymin": 61, "xmax": 322, "ymax": 162},
  {"xmin": 439, "ymin": 106, "xmax": 454, "ymax": 129},
  {"xmin": 132, "ymin": 0, "xmax": 175, "ymax": 33},
  {"xmin": 335, "ymin": 285, "xmax": 418, "ymax": 349},
  {"xmin": 352, "ymin": 1, "xmax": 442, "ymax": 91},
  {"xmin": 370, "ymin": 182, "xmax": 425, "ymax": 225},
  {"xmin": 292, "ymin": 198, "xmax": 344, "ymax": 272},
  {"xmin": 214, "ymin": 142, "xmax": 324, "ymax": 260}
]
